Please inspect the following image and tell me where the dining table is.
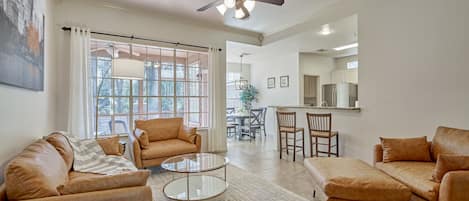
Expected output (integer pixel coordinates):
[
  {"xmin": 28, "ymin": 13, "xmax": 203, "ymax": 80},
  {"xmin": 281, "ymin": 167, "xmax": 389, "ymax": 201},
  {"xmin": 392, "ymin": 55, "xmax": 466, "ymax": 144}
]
[{"xmin": 227, "ymin": 113, "xmax": 251, "ymax": 138}]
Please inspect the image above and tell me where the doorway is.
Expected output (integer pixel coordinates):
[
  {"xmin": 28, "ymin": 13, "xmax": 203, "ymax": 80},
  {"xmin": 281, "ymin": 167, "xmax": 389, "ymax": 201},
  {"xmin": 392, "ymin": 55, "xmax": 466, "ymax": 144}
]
[{"xmin": 304, "ymin": 75, "xmax": 319, "ymax": 106}]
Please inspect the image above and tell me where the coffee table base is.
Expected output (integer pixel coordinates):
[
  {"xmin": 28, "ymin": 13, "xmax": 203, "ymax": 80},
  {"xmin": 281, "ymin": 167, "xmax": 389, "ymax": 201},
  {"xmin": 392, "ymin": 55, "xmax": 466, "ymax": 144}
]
[{"xmin": 163, "ymin": 175, "xmax": 228, "ymax": 201}]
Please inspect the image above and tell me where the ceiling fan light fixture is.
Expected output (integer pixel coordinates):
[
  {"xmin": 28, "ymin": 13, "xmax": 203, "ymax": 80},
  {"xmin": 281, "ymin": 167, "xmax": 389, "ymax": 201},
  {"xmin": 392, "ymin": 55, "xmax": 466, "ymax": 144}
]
[
  {"xmin": 224, "ymin": 0, "xmax": 236, "ymax": 8},
  {"xmin": 244, "ymin": 0, "xmax": 256, "ymax": 12},
  {"xmin": 216, "ymin": 4, "xmax": 227, "ymax": 15},
  {"xmin": 234, "ymin": 8, "xmax": 246, "ymax": 19}
]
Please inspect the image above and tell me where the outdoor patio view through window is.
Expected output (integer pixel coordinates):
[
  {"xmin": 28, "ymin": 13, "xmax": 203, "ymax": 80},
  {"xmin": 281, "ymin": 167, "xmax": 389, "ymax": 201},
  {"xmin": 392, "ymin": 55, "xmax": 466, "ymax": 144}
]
[{"xmin": 90, "ymin": 39, "xmax": 209, "ymax": 136}]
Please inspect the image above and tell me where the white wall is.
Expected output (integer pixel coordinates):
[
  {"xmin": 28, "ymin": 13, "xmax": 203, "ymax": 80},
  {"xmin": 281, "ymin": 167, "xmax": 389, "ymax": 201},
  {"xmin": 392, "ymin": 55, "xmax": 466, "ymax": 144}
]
[
  {"xmin": 299, "ymin": 53, "xmax": 335, "ymax": 105},
  {"xmin": 333, "ymin": 55, "xmax": 358, "ymax": 84},
  {"xmin": 353, "ymin": 0, "xmax": 469, "ymax": 162},
  {"xmin": 250, "ymin": 53, "xmax": 299, "ymax": 107},
  {"xmin": 0, "ymin": 0, "xmax": 56, "ymax": 169}
]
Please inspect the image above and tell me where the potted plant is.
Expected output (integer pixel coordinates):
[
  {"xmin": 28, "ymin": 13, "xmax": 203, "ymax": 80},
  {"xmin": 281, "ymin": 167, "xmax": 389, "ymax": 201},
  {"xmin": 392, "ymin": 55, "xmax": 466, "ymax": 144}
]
[{"xmin": 239, "ymin": 85, "xmax": 258, "ymax": 112}]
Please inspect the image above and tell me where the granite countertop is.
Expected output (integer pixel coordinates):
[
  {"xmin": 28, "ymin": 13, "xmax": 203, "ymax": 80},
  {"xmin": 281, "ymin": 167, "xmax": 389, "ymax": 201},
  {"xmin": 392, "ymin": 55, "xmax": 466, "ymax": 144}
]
[{"xmin": 269, "ymin": 105, "xmax": 361, "ymax": 111}]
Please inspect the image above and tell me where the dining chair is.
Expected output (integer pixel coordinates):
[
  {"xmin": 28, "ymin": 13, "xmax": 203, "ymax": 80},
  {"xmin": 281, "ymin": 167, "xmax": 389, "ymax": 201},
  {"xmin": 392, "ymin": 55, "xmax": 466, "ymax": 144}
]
[
  {"xmin": 226, "ymin": 107, "xmax": 238, "ymax": 137},
  {"xmin": 276, "ymin": 111, "xmax": 305, "ymax": 162},
  {"xmin": 306, "ymin": 113, "xmax": 339, "ymax": 157},
  {"xmin": 247, "ymin": 109, "xmax": 264, "ymax": 139},
  {"xmin": 108, "ymin": 120, "xmax": 128, "ymax": 135},
  {"xmin": 255, "ymin": 107, "xmax": 267, "ymax": 136}
]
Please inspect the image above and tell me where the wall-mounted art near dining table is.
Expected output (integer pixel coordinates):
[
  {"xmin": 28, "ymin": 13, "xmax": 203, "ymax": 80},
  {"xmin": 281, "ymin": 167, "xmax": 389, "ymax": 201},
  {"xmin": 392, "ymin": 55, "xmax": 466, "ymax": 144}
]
[
  {"xmin": 280, "ymin": 75, "xmax": 289, "ymax": 88},
  {"xmin": 267, "ymin": 77, "xmax": 275, "ymax": 89},
  {"xmin": 0, "ymin": 0, "xmax": 45, "ymax": 91}
]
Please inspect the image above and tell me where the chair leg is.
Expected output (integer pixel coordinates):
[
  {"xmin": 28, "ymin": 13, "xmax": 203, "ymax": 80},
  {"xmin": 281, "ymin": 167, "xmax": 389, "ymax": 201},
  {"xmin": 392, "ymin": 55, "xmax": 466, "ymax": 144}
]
[
  {"xmin": 315, "ymin": 137, "xmax": 319, "ymax": 157},
  {"xmin": 263, "ymin": 126, "xmax": 266, "ymax": 136},
  {"xmin": 310, "ymin": 136, "xmax": 313, "ymax": 157},
  {"xmin": 279, "ymin": 132, "xmax": 282, "ymax": 159},
  {"xmin": 285, "ymin": 133, "xmax": 289, "ymax": 155},
  {"xmin": 302, "ymin": 130, "xmax": 305, "ymax": 158},
  {"xmin": 328, "ymin": 137, "xmax": 331, "ymax": 157},
  {"xmin": 293, "ymin": 132, "xmax": 297, "ymax": 162},
  {"xmin": 336, "ymin": 133, "xmax": 339, "ymax": 157}
]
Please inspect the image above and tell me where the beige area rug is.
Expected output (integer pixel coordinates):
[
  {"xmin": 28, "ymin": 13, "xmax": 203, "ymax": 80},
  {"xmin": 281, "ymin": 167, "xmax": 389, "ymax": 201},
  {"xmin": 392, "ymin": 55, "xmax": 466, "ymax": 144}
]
[{"xmin": 148, "ymin": 165, "xmax": 310, "ymax": 201}]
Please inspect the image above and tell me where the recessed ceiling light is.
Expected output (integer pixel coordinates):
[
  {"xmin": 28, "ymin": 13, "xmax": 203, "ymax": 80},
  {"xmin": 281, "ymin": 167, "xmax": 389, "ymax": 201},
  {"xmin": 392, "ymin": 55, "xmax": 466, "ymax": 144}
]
[
  {"xmin": 333, "ymin": 43, "xmax": 358, "ymax": 51},
  {"xmin": 318, "ymin": 24, "xmax": 333, "ymax": 36}
]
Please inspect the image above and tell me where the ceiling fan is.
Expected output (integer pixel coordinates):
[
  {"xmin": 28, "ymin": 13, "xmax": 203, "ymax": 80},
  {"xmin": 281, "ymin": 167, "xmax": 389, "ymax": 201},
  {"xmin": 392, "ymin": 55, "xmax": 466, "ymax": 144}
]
[{"xmin": 197, "ymin": 0, "xmax": 285, "ymax": 20}]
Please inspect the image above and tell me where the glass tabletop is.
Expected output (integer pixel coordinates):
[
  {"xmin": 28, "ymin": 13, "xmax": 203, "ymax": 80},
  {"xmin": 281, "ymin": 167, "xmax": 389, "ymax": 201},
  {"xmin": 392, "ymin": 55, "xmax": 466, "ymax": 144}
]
[{"xmin": 161, "ymin": 153, "xmax": 229, "ymax": 173}]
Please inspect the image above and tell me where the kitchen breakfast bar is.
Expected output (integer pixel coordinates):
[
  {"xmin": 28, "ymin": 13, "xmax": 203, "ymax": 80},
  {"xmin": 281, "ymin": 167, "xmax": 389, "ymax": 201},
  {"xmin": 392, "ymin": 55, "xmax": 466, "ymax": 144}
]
[{"xmin": 266, "ymin": 106, "xmax": 361, "ymax": 158}]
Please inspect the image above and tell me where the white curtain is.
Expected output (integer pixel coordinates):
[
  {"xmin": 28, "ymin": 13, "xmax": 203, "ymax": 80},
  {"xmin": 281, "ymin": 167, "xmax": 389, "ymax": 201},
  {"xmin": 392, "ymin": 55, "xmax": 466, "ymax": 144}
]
[
  {"xmin": 207, "ymin": 48, "xmax": 227, "ymax": 152},
  {"xmin": 67, "ymin": 27, "xmax": 93, "ymax": 139}
]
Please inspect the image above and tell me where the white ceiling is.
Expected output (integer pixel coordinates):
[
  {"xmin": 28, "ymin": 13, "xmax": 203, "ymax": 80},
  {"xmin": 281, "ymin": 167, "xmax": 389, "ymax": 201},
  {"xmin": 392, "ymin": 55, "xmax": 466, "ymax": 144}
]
[
  {"xmin": 101, "ymin": 0, "xmax": 339, "ymax": 35},
  {"xmin": 227, "ymin": 14, "xmax": 358, "ymax": 63}
]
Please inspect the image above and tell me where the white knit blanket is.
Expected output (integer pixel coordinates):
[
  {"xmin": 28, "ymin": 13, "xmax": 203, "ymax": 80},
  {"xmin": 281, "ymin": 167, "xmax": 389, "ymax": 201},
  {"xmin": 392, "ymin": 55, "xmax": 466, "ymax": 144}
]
[{"xmin": 64, "ymin": 134, "xmax": 137, "ymax": 175}]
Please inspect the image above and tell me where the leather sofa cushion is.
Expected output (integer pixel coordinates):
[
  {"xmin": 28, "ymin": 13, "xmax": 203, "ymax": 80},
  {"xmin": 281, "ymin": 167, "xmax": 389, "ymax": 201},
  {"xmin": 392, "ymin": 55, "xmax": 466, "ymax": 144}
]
[
  {"xmin": 96, "ymin": 135, "xmax": 121, "ymax": 155},
  {"xmin": 141, "ymin": 139, "xmax": 197, "ymax": 159},
  {"xmin": 305, "ymin": 158, "xmax": 411, "ymax": 201},
  {"xmin": 58, "ymin": 170, "xmax": 150, "ymax": 195},
  {"xmin": 380, "ymin": 136, "xmax": 432, "ymax": 162},
  {"xmin": 375, "ymin": 161, "xmax": 439, "ymax": 201},
  {"xmin": 6, "ymin": 140, "xmax": 69, "ymax": 200},
  {"xmin": 432, "ymin": 126, "xmax": 469, "ymax": 161},
  {"xmin": 135, "ymin": 118, "xmax": 182, "ymax": 141},
  {"xmin": 46, "ymin": 132, "xmax": 74, "ymax": 170},
  {"xmin": 433, "ymin": 155, "xmax": 469, "ymax": 182}
]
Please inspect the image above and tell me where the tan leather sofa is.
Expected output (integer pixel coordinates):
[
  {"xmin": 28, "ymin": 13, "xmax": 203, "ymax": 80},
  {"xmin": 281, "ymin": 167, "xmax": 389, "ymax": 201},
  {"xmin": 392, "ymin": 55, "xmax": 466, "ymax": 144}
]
[
  {"xmin": 130, "ymin": 117, "xmax": 201, "ymax": 168},
  {"xmin": 374, "ymin": 126, "xmax": 469, "ymax": 201},
  {"xmin": 0, "ymin": 133, "xmax": 152, "ymax": 201}
]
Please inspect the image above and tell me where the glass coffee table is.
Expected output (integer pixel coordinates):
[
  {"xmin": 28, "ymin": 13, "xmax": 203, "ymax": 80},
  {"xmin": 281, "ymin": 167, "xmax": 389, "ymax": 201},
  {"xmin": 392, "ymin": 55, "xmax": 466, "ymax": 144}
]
[{"xmin": 161, "ymin": 153, "xmax": 229, "ymax": 201}]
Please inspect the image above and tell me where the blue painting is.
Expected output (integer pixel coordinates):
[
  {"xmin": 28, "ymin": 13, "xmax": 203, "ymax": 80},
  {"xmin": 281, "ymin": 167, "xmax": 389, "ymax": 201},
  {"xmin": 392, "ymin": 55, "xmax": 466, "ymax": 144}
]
[{"xmin": 0, "ymin": 0, "xmax": 45, "ymax": 91}]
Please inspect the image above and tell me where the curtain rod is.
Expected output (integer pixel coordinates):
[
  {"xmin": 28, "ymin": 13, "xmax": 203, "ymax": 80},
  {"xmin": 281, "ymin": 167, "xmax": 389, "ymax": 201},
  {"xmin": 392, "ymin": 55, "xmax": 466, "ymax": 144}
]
[{"xmin": 61, "ymin": 27, "xmax": 222, "ymax": 51}]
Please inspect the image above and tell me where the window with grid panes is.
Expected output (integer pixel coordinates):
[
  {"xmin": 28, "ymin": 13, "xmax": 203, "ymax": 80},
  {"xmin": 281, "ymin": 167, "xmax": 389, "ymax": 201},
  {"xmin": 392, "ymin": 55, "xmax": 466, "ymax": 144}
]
[{"xmin": 90, "ymin": 39, "xmax": 209, "ymax": 136}]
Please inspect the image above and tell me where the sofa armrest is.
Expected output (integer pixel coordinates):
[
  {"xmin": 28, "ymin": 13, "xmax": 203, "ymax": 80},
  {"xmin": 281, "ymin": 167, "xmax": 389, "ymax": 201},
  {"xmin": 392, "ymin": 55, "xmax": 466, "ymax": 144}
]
[
  {"xmin": 439, "ymin": 171, "xmax": 469, "ymax": 201},
  {"xmin": 129, "ymin": 130, "xmax": 143, "ymax": 168},
  {"xmin": 373, "ymin": 144, "xmax": 383, "ymax": 165},
  {"xmin": 194, "ymin": 133, "xmax": 202, "ymax": 152}
]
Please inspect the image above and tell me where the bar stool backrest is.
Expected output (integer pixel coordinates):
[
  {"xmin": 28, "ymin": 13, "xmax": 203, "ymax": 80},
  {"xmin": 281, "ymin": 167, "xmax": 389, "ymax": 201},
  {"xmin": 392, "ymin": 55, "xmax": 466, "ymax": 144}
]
[
  {"xmin": 306, "ymin": 113, "xmax": 332, "ymax": 134},
  {"xmin": 276, "ymin": 111, "xmax": 297, "ymax": 130}
]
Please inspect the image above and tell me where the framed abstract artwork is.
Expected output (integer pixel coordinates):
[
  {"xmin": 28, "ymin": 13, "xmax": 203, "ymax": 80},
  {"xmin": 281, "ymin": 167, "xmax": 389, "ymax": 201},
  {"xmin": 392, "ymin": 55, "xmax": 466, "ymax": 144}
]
[
  {"xmin": 0, "ymin": 0, "xmax": 45, "ymax": 91},
  {"xmin": 280, "ymin": 75, "xmax": 289, "ymax": 88},
  {"xmin": 267, "ymin": 77, "xmax": 275, "ymax": 89}
]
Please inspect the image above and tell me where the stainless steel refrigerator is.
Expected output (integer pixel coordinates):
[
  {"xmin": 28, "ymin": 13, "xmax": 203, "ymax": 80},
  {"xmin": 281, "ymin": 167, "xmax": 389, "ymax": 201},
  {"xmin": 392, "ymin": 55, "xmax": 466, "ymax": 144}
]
[{"xmin": 322, "ymin": 83, "xmax": 358, "ymax": 107}]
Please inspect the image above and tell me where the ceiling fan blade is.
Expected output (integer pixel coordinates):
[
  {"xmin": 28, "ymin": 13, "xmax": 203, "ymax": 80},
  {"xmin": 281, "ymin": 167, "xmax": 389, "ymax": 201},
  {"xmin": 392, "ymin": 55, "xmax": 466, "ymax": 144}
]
[
  {"xmin": 256, "ymin": 0, "xmax": 284, "ymax": 6},
  {"xmin": 197, "ymin": 0, "xmax": 223, "ymax": 12}
]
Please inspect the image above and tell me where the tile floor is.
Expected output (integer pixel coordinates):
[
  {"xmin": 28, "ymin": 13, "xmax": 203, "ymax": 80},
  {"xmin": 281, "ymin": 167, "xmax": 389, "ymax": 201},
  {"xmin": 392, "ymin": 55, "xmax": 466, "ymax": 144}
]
[{"xmin": 225, "ymin": 134, "xmax": 315, "ymax": 199}]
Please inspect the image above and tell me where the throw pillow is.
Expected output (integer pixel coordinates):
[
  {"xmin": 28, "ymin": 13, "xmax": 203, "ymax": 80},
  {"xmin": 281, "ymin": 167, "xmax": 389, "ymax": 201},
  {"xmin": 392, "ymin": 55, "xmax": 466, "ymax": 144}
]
[
  {"xmin": 433, "ymin": 154, "xmax": 469, "ymax": 182},
  {"xmin": 138, "ymin": 130, "xmax": 150, "ymax": 149},
  {"xmin": 178, "ymin": 126, "xmax": 197, "ymax": 144},
  {"xmin": 380, "ymin": 136, "xmax": 432, "ymax": 162},
  {"xmin": 96, "ymin": 136, "xmax": 121, "ymax": 155}
]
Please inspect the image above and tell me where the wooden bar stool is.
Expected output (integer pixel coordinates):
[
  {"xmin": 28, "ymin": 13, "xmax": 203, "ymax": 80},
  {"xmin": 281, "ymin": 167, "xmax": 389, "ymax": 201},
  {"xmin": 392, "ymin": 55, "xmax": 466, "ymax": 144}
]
[
  {"xmin": 276, "ymin": 111, "xmax": 305, "ymax": 161},
  {"xmin": 306, "ymin": 113, "xmax": 339, "ymax": 157}
]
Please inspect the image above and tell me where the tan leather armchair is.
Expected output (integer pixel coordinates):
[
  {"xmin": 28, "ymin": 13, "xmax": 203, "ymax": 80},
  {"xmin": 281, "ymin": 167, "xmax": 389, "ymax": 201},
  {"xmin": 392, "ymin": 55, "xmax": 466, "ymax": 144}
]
[
  {"xmin": 129, "ymin": 117, "xmax": 201, "ymax": 168},
  {"xmin": 374, "ymin": 127, "xmax": 469, "ymax": 201}
]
